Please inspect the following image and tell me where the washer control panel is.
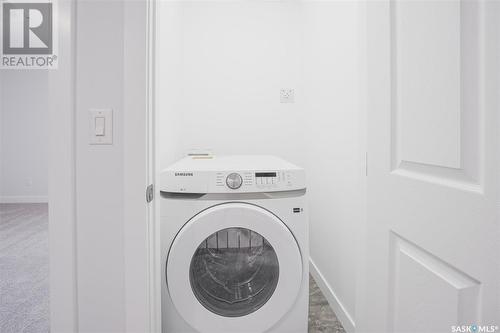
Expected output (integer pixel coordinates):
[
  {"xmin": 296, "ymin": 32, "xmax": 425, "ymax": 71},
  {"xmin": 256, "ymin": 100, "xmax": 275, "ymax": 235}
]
[
  {"xmin": 215, "ymin": 170, "xmax": 295, "ymax": 191},
  {"xmin": 160, "ymin": 156, "xmax": 306, "ymax": 194}
]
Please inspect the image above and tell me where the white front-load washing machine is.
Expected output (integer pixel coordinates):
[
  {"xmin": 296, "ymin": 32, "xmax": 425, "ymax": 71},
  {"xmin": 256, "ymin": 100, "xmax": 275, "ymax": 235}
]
[{"xmin": 160, "ymin": 155, "xmax": 309, "ymax": 333}]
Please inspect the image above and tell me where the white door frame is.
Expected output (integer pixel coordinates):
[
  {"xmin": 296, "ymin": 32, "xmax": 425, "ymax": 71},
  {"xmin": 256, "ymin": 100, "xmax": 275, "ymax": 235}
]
[
  {"xmin": 49, "ymin": 0, "xmax": 159, "ymax": 331},
  {"xmin": 48, "ymin": 0, "xmax": 78, "ymax": 331},
  {"xmin": 123, "ymin": 0, "xmax": 161, "ymax": 332}
]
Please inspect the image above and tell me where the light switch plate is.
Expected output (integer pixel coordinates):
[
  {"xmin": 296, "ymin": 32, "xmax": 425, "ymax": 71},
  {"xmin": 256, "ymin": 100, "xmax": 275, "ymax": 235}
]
[{"xmin": 89, "ymin": 109, "xmax": 113, "ymax": 145}]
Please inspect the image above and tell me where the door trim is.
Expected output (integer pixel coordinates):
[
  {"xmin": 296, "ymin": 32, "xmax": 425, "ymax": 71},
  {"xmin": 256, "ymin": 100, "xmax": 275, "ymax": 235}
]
[
  {"xmin": 48, "ymin": 0, "xmax": 78, "ymax": 331},
  {"xmin": 123, "ymin": 0, "xmax": 160, "ymax": 331}
]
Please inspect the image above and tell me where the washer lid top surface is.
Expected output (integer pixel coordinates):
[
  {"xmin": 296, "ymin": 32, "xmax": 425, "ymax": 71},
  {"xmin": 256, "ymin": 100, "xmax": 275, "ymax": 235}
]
[
  {"xmin": 160, "ymin": 155, "xmax": 306, "ymax": 194},
  {"xmin": 166, "ymin": 203, "xmax": 303, "ymax": 333},
  {"xmin": 164, "ymin": 155, "xmax": 302, "ymax": 172}
]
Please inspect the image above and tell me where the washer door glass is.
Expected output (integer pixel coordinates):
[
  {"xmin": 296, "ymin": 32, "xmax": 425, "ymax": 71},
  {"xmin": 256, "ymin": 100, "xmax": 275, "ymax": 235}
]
[{"xmin": 189, "ymin": 227, "xmax": 279, "ymax": 317}]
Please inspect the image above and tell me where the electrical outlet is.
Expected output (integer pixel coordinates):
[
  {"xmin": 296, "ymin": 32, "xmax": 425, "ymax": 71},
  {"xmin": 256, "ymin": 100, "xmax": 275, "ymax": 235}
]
[{"xmin": 280, "ymin": 89, "xmax": 295, "ymax": 103}]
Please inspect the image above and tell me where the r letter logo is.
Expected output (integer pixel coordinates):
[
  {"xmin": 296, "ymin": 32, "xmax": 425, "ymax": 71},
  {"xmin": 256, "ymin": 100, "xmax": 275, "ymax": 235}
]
[
  {"xmin": 1, "ymin": 0, "xmax": 58, "ymax": 69},
  {"xmin": 3, "ymin": 3, "xmax": 52, "ymax": 54}
]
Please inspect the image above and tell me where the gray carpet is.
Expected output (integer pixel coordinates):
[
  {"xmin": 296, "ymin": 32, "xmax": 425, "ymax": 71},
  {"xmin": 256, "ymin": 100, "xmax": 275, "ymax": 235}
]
[
  {"xmin": 0, "ymin": 203, "xmax": 50, "ymax": 333},
  {"xmin": 0, "ymin": 203, "xmax": 344, "ymax": 333}
]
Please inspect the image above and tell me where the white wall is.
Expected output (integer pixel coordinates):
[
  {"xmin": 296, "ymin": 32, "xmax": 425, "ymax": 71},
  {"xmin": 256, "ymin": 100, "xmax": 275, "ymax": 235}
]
[
  {"xmin": 0, "ymin": 71, "xmax": 49, "ymax": 203},
  {"xmin": 75, "ymin": 1, "xmax": 125, "ymax": 331},
  {"xmin": 157, "ymin": 2, "xmax": 362, "ymax": 331},
  {"xmin": 303, "ymin": 2, "xmax": 361, "ymax": 331},
  {"xmin": 157, "ymin": 1, "xmax": 307, "ymax": 168}
]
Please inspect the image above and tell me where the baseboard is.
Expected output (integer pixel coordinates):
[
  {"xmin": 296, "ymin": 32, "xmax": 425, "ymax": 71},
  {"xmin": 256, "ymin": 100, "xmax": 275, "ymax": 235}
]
[
  {"xmin": 0, "ymin": 196, "xmax": 49, "ymax": 203},
  {"xmin": 309, "ymin": 258, "xmax": 356, "ymax": 333}
]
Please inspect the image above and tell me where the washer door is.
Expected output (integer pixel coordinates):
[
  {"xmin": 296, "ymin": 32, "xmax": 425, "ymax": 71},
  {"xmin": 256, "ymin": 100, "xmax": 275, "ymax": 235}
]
[{"xmin": 167, "ymin": 203, "xmax": 303, "ymax": 333}]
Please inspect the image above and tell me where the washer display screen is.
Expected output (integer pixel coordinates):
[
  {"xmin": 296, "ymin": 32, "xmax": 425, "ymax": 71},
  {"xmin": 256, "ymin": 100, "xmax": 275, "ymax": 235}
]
[{"xmin": 189, "ymin": 227, "xmax": 279, "ymax": 317}]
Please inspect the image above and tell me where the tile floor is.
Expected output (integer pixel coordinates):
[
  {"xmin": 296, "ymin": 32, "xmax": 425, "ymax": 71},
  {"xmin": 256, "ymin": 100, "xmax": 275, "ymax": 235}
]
[{"xmin": 308, "ymin": 276, "xmax": 346, "ymax": 333}]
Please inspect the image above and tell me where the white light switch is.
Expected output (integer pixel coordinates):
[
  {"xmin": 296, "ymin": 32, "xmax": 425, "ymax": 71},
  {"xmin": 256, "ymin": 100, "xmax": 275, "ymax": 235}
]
[
  {"xmin": 95, "ymin": 117, "xmax": 105, "ymax": 136},
  {"xmin": 89, "ymin": 109, "xmax": 113, "ymax": 145}
]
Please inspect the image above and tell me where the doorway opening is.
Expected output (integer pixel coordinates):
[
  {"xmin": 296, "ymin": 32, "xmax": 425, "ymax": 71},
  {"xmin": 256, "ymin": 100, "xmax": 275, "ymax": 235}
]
[{"xmin": 0, "ymin": 71, "xmax": 50, "ymax": 332}]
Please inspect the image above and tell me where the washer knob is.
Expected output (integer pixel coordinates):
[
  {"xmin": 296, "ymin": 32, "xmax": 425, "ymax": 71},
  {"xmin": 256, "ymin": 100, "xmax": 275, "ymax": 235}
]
[{"xmin": 226, "ymin": 173, "xmax": 243, "ymax": 190}]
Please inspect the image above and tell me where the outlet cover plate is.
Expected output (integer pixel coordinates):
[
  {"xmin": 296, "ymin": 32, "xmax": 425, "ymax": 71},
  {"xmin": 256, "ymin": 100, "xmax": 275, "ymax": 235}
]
[{"xmin": 280, "ymin": 89, "xmax": 295, "ymax": 103}]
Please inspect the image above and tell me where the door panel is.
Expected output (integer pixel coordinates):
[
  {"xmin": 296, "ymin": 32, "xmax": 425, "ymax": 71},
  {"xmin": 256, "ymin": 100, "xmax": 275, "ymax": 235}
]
[
  {"xmin": 389, "ymin": 233, "xmax": 480, "ymax": 333},
  {"xmin": 391, "ymin": 0, "xmax": 481, "ymax": 189},
  {"xmin": 394, "ymin": 0, "xmax": 462, "ymax": 170},
  {"xmin": 359, "ymin": 1, "xmax": 500, "ymax": 332}
]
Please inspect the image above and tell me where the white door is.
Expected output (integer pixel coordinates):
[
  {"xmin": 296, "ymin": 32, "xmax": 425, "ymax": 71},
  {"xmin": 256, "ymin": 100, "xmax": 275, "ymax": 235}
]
[
  {"xmin": 167, "ymin": 203, "xmax": 303, "ymax": 333},
  {"xmin": 358, "ymin": 1, "xmax": 500, "ymax": 333}
]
